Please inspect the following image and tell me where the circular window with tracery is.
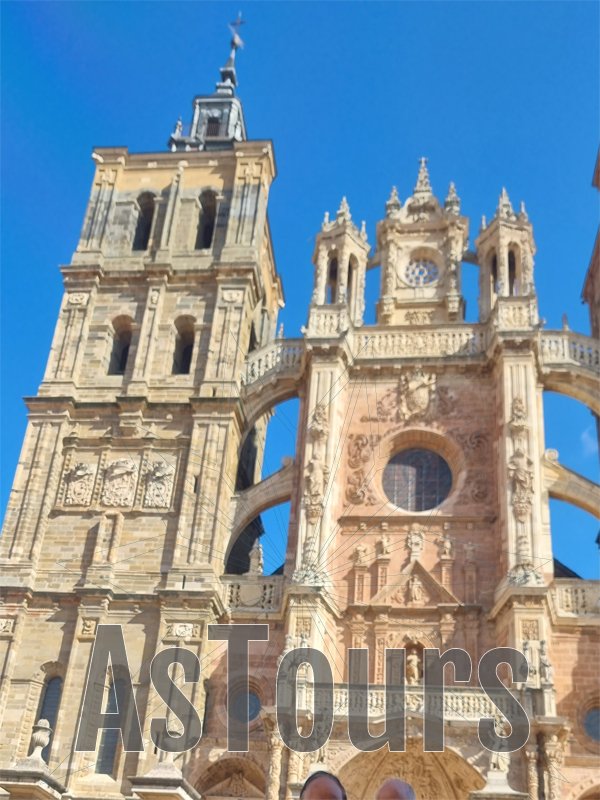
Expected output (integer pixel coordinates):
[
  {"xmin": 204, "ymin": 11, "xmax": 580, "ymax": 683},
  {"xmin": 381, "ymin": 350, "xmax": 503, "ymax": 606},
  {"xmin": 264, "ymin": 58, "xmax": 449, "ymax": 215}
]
[
  {"xmin": 404, "ymin": 259, "xmax": 439, "ymax": 287},
  {"xmin": 383, "ymin": 448, "xmax": 452, "ymax": 511},
  {"xmin": 229, "ymin": 688, "xmax": 262, "ymax": 723}
]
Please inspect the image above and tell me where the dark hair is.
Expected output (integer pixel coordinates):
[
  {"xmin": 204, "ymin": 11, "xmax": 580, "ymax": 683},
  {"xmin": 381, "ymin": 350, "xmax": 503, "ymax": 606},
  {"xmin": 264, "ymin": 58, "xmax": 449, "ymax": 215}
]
[{"xmin": 300, "ymin": 770, "xmax": 347, "ymax": 800}]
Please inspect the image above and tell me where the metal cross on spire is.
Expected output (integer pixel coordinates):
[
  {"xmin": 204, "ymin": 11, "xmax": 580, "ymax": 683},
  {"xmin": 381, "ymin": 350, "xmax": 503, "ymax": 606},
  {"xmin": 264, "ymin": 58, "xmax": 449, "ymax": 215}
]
[{"xmin": 229, "ymin": 11, "xmax": 245, "ymax": 50}]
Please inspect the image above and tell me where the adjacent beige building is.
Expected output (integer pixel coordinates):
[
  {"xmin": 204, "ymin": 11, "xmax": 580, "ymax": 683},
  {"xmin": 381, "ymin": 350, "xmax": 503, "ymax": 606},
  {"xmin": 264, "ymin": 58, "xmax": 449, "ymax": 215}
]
[{"xmin": 1, "ymin": 36, "xmax": 599, "ymax": 800}]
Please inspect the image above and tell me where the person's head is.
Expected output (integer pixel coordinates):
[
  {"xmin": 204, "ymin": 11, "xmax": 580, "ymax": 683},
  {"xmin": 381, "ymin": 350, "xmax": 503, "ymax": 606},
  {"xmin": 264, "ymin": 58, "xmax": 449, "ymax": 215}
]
[
  {"xmin": 300, "ymin": 770, "xmax": 347, "ymax": 800},
  {"xmin": 376, "ymin": 778, "xmax": 417, "ymax": 800}
]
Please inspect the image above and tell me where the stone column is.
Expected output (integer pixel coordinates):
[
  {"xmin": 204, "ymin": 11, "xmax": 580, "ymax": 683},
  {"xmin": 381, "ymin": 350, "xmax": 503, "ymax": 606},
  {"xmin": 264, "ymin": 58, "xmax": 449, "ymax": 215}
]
[
  {"xmin": 312, "ymin": 246, "xmax": 328, "ymax": 305},
  {"xmin": 266, "ymin": 733, "xmax": 284, "ymax": 800},
  {"xmin": 129, "ymin": 281, "xmax": 166, "ymax": 392},
  {"xmin": 543, "ymin": 734, "xmax": 564, "ymax": 800},
  {"xmin": 525, "ymin": 744, "xmax": 539, "ymax": 800}
]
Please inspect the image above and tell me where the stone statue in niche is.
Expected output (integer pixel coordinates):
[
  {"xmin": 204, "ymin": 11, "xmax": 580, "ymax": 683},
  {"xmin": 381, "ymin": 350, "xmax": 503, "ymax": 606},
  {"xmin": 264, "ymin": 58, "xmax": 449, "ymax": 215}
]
[
  {"xmin": 508, "ymin": 448, "xmax": 534, "ymax": 520},
  {"xmin": 406, "ymin": 647, "xmax": 421, "ymax": 685},
  {"xmin": 406, "ymin": 524, "xmax": 424, "ymax": 561},
  {"xmin": 376, "ymin": 535, "xmax": 391, "ymax": 557},
  {"xmin": 305, "ymin": 456, "xmax": 328, "ymax": 506},
  {"xmin": 101, "ymin": 459, "xmax": 138, "ymax": 507},
  {"xmin": 144, "ymin": 460, "xmax": 175, "ymax": 508},
  {"xmin": 539, "ymin": 640, "xmax": 554, "ymax": 684},
  {"xmin": 64, "ymin": 462, "xmax": 96, "ymax": 506},
  {"xmin": 407, "ymin": 574, "xmax": 424, "ymax": 604},
  {"xmin": 438, "ymin": 532, "xmax": 453, "ymax": 558},
  {"xmin": 353, "ymin": 543, "xmax": 369, "ymax": 567}
]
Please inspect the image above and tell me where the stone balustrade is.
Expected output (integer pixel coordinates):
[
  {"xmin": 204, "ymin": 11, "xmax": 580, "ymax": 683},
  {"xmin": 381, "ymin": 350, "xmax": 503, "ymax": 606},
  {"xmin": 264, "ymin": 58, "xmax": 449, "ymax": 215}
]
[
  {"xmin": 550, "ymin": 580, "xmax": 600, "ymax": 618},
  {"xmin": 539, "ymin": 331, "xmax": 600, "ymax": 371},
  {"xmin": 352, "ymin": 326, "xmax": 487, "ymax": 360},
  {"xmin": 294, "ymin": 683, "xmax": 524, "ymax": 723},
  {"xmin": 297, "ymin": 679, "xmax": 517, "ymax": 722},
  {"xmin": 221, "ymin": 574, "xmax": 283, "ymax": 612},
  {"xmin": 242, "ymin": 339, "xmax": 304, "ymax": 385}
]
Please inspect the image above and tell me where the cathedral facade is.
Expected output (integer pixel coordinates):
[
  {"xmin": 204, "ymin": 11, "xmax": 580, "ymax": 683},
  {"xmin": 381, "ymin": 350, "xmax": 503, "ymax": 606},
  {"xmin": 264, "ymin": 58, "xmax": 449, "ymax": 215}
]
[{"xmin": 0, "ymin": 34, "xmax": 599, "ymax": 800}]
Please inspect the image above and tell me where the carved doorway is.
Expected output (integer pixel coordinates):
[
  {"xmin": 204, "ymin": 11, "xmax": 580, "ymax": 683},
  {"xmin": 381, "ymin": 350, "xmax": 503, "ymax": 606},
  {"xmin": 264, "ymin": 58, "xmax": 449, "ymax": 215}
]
[{"xmin": 337, "ymin": 741, "xmax": 485, "ymax": 800}]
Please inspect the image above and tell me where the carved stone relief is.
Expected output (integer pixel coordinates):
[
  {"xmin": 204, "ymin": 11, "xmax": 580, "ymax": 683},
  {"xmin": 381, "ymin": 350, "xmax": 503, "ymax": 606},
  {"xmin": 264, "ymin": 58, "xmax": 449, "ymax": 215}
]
[
  {"xmin": 101, "ymin": 458, "xmax": 138, "ymax": 507},
  {"xmin": 143, "ymin": 457, "xmax": 176, "ymax": 508},
  {"xmin": 362, "ymin": 366, "xmax": 456, "ymax": 423},
  {"xmin": 345, "ymin": 434, "xmax": 378, "ymax": 505},
  {"xmin": 63, "ymin": 461, "xmax": 97, "ymax": 506}
]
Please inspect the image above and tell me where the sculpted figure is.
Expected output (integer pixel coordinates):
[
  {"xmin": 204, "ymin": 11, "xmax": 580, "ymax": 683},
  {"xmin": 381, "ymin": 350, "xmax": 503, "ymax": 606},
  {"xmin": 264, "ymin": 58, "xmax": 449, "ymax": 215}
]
[
  {"xmin": 406, "ymin": 648, "xmax": 421, "ymax": 685},
  {"xmin": 408, "ymin": 574, "xmax": 424, "ymax": 604}
]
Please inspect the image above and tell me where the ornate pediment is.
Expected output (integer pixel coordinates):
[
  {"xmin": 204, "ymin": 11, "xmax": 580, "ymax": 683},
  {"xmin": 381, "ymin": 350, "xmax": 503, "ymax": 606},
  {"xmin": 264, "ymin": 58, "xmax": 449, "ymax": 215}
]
[{"xmin": 370, "ymin": 560, "xmax": 460, "ymax": 609}]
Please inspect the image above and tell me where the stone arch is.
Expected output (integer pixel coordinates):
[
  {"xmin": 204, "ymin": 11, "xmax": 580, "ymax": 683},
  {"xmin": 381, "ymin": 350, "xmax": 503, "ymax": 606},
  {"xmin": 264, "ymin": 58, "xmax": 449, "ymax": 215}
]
[
  {"xmin": 565, "ymin": 776, "xmax": 600, "ymax": 800},
  {"xmin": 336, "ymin": 740, "xmax": 485, "ymax": 800},
  {"xmin": 194, "ymin": 755, "xmax": 266, "ymax": 798}
]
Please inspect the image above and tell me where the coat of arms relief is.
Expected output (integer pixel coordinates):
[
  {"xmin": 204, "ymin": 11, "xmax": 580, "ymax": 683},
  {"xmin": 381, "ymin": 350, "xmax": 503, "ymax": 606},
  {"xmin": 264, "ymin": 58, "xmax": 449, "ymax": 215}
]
[{"xmin": 362, "ymin": 366, "xmax": 456, "ymax": 424}]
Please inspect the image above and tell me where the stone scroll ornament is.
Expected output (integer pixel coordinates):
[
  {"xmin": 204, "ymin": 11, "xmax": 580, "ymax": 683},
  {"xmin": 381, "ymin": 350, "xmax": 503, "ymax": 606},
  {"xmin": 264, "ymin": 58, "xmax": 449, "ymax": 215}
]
[
  {"xmin": 143, "ymin": 459, "xmax": 175, "ymax": 508},
  {"xmin": 345, "ymin": 434, "xmax": 378, "ymax": 505},
  {"xmin": 101, "ymin": 458, "xmax": 138, "ymax": 507},
  {"xmin": 63, "ymin": 462, "xmax": 96, "ymax": 506}
]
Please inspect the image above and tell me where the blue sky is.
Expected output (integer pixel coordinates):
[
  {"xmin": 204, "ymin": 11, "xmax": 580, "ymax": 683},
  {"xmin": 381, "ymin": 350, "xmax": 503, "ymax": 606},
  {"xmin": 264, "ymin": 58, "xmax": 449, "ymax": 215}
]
[{"xmin": 1, "ymin": 2, "xmax": 598, "ymax": 577}]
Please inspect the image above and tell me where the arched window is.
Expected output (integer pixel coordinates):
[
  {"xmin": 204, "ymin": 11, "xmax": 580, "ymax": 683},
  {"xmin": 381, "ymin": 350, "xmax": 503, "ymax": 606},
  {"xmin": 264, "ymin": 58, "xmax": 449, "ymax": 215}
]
[
  {"xmin": 206, "ymin": 117, "xmax": 221, "ymax": 137},
  {"xmin": 490, "ymin": 253, "xmax": 498, "ymax": 294},
  {"xmin": 172, "ymin": 317, "xmax": 195, "ymax": 375},
  {"xmin": 348, "ymin": 256, "xmax": 357, "ymax": 308},
  {"xmin": 508, "ymin": 250, "xmax": 517, "ymax": 295},
  {"xmin": 326, "ymin": 256, "xmax": 338, "ymax": 304},
  {"xmin": 95, "ymin": 678, "xmax": 128, "ymax": 776},
  {"xmin": 108, "ymin": 317, "xmax": 133, "ymax": 375},
  {"xmin": 37, "ymin": 676, "xmax": 63, "ymax": 762},
  {"xmin": 132, "ymin": 193, "xmax": 155, "ymax": 251},
  {"xmin": 195, "ymin": 191, "xmax": 217, "ymax": 250},
  {"xmin": 248, "ymin": 325, "xmax": 259, "ymax": 355}
]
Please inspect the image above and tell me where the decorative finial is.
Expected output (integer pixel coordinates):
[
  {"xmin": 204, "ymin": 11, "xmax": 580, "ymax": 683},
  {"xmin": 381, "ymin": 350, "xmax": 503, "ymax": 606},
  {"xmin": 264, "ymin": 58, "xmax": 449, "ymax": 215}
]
[
  {"xmin": 322, "ymin": 210, "xmax": 330, "ymax": 230},
  {"xmin": 413, "ymin": 157, "xmax": 432, "ymax": 198},
  {"xmin": 497, "ymin": 187, "xmax": 514, "ymax": 220},
  {"xmin": 386, "ymin": 186, "xmax": 401, "ymax": 217},
  {"xmin": 360, "ymin": 220, "xmax": 367, "ymax": 240},
  {"xmin": 172, "ymin": 117, "xmax": 183, "ymax": 137},
  {"xmin": 444, "ymin": 181, "xmax": 460, "ymax": 215},
  {"xmin": 480, "ymin": 215, "xmax": 487, "ymax": 231},
  {"xmin": 22, "ymin": 719, "xmax": 52, "ymax": 768},
  {"xmin": 336, "ymin": 196, "xmax": 351, "ymax": 222},
  {"xmin": 518, "ymin": 200, "xmax": 529, "ymax": 221}
]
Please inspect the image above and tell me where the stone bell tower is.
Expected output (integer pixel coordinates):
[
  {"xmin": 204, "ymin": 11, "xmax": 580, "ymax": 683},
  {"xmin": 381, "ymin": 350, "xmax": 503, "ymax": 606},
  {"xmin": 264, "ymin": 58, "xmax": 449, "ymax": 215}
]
[{"xmin": 0, "ymin": 25, "xmax": 285, "ymax": 800}]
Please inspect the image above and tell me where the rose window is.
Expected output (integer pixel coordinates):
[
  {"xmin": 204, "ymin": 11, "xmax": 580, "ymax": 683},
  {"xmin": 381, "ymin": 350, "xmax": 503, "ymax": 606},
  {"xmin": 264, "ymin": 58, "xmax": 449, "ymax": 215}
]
[
  {"xmin": 404, "ymin": 259, "xmax": 439, "ymax": 286},
  {"xmin": 383, "ymin": 448, "xmax": 452, "ymax": 511}
]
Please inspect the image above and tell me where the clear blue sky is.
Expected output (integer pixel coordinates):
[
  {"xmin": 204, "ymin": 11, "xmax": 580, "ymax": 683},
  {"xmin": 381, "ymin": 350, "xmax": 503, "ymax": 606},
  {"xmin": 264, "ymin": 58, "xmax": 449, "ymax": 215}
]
[{"xmin": 1, "ymin": 2, "xmax": 598, "ymax": 576}]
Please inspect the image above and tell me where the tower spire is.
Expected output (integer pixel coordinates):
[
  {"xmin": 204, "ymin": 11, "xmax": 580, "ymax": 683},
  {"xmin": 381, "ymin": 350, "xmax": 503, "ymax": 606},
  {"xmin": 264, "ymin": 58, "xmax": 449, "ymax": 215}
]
[
  {"xmin": 169, "ymin": 14, "xmax": 248, "ymax": 151},
  {"xmin": 413, "ymin": 157, "xmax": 433, "ymax": 199},
  {"xmin": 218, "ymin": 12, "xmax": 245, "ymax": 94}
]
